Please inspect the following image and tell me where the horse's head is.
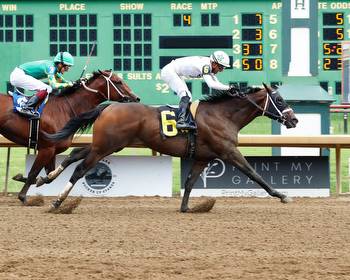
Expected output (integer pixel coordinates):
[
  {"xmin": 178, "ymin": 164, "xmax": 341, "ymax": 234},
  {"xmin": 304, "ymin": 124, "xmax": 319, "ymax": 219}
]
[
  {"xmin": 261, "ymin": 83, "xmax": 298, "ymax": 129},
  {"xmin": 81, "ymin": 70, "xmax": 140, "ymax": 103}
]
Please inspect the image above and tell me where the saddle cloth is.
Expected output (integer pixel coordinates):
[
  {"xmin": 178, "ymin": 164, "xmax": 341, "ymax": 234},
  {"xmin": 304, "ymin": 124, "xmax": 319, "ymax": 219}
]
[
  {"xmin": 11, "ymin": 89, "xmax": 46, "ymax": 117},
  {"xmin": 159, "ymin": 100, "xmax": 199, "ymax": 137}
]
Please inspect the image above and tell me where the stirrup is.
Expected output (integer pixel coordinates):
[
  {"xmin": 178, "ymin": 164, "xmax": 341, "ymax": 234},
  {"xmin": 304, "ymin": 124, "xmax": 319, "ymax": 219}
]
[{"xmin": 17, "ymin": 107, "xmax": 40, "ymax": 119}]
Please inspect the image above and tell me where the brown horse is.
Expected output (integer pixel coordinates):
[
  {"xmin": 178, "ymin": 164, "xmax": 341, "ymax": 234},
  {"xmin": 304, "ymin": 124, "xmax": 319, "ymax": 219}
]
[
  {"xmin": 42, "ymin": 84, "xmax": 298, "ymax": 212},
  {"xmin": 0, "ymin": 70, "xmax": 140, "ymax": 204}
]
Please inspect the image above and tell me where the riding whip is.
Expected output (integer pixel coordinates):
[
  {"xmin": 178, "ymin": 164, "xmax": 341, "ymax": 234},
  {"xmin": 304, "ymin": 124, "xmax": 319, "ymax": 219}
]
[{"xmin": 79, "ymin": 41, "xmax": 96, "ymax": 79}]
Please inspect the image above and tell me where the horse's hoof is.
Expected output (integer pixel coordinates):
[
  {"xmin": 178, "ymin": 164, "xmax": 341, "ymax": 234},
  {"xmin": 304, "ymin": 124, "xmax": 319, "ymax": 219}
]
[
  {"xmin": 180, "ymin": 207, "xmax": 190, "ymax": 213},
  {"xmin": 36, "ymin": 176, "xmax": 45, "ymax": 187},
  {"xmin": 12, "ymin": 173, "xmax": 24, "ymax": 181},
  {"xmin": 281, "ymin": 196, "xmax": 293, "ymax": 203},
  {"xmin": 51, "ymin": 200, "xmax": 62, "ymax": 209},
  {"xmin": 17, "ymin": 193, "xmax": 27, "ymax": 204}
]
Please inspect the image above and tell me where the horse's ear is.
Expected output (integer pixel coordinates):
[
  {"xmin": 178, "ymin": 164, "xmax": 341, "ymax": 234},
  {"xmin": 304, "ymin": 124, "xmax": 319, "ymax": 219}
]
[{"xmin": 262, "ymin": 83, "xmax": 271, "ymax": 94}]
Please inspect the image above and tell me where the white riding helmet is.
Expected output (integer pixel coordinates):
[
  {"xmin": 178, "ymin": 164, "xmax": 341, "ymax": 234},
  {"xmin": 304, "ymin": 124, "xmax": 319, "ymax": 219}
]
[{"xmin": 210, "ymin": 50, "xmax": 230, "ymax": 68}]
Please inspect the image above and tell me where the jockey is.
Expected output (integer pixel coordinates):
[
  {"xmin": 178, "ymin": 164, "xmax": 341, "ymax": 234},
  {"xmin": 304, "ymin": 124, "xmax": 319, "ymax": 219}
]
[
  {"xmin": 10, "ymin": 51, "xmax": 74, "ymax": 118},
  {"xmin": 161, "ymin": 50, "xmax": 232, "ymax": 130}
]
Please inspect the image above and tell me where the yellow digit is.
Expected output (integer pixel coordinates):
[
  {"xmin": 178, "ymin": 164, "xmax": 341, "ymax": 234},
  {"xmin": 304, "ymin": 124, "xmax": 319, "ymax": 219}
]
[
  {"xmin": 337, "ymin": 58, "xmax": 342, "ymax": 69},
  {"xmin": 336, "ymin": 28, "xmax": 344, "ymax": 40},
  {"xmin": 242, "ymin": 58, "xmax": 249, "ymax": 70},
  {"xmin": 183, "ymin": 14, "xmax": 191, "ymax": 26},
  {"xmin": 337, "ymin": 44, "xmax": 342, "ymax": 55},
  {"xmin": 255, "ymin": 58, "xmax": 263, "ymax": 70},
  {"xmin": 256, "ymin": 13, "xmax": 262, "ymax": 25},
  {"xmin": 323, "ymin": 43, "xmax": 330, "ymax": 55},
  {"xmin": 336, "ymin": 13, "xmax": 343, "ymax": 25},
  {"xmin": 161, "ymin": 111, "xmax": 178, "ymax": 137},
  {"xmin": 256, "ymin": 28, "xmax": 262, "ymax": 40},
  {"xmin": 323, "ymin": 58, "xmax": 330, "ymax": 70},
  {"xmin": 243, "ymin": 44, "xmax": 250, "ymax": 55}
]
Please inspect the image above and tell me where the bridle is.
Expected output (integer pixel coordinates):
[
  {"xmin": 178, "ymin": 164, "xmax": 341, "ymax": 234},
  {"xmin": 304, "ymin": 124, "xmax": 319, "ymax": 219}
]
[
  {"xmin": 81, "ymin": 71, "xmax": 127, "ymax": 100},
  {"xmin": 244, "ymin": 89, "xmax": 293, "ymax": 125}
]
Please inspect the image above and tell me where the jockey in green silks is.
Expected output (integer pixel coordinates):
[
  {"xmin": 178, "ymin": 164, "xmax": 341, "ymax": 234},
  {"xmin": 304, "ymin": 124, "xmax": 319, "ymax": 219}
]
[{"xmin": 10, "ymin": 51, "xmax": 74, "ymax": 118}]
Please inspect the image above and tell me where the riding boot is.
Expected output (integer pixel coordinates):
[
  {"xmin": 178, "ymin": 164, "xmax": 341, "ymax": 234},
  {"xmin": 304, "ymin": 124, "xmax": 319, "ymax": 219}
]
[
  {"xmin": 18, "ymin": 95, "xmax": 41, "ymax": 119},
  {"xmin": 176, "ymin": 96, "xmax": 196, "ymax": 130}
]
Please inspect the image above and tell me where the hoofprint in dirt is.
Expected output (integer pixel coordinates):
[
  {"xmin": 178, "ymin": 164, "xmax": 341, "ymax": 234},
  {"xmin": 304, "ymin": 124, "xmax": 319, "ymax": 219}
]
[{"xmin": 0, "ymin": 196, "xmax": 350, "ymax": 280}]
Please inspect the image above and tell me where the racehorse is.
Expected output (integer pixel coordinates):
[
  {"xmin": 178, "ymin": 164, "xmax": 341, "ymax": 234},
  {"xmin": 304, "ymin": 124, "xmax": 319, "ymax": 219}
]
[
  {"xmin": 0, "ymin": 70, "xmax": 140, "ymax": 205},
  {"xmin": 42, "ymin": 84, "xmax": 298, "ymax": 212}
]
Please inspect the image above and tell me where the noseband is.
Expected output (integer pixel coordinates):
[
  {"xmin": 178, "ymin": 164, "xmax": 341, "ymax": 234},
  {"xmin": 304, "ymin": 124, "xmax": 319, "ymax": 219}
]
[
  {"xmin": 245, "ymin": 90, "xmax": 292, "ymax": 124},
  {"xmin": 81, "ymin": 72, "xmax": 126, "ymax": 100}
]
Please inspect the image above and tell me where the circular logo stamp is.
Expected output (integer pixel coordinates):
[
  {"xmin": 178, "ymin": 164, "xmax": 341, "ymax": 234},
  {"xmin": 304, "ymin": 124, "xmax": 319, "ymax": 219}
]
[{"xmin": 82, "ymin": 158, "xmax": 116, "ymax": 195}]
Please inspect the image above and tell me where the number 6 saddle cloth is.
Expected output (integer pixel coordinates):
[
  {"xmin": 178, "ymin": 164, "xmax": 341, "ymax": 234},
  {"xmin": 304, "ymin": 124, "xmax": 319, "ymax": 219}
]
[{"xmin": 158, "ymin": 100, "xmax": 200, "ymax": 138}]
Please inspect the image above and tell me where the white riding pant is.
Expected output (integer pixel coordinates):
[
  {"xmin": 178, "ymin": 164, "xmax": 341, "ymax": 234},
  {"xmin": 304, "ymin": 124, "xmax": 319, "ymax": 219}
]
[
  {"xmin": 10, "ymin": 67, "xmax": 52, "ymax": 93},
  {"xmin": 161, "ymin": 62, "xmax": 192, "ymax": 100}
]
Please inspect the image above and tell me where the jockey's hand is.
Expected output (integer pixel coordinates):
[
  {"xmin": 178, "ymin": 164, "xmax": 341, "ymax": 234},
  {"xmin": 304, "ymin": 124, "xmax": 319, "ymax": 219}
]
[
  {"xmin": 229, "ymin": 85, "xmax": 239, "ymax": 95},
  {"xmin": 229, "ymin": 85, "xmax": 245, "ymax": 98},
  {"xmin": 67, "ymin": 81, "xmax": 74, "ymax": 87}
]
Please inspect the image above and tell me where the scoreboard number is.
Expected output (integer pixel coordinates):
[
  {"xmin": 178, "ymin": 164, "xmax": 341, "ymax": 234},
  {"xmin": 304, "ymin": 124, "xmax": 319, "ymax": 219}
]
[
  {"xmin": 232, "ymin": 29, "xmax": 240, "ymax": 40},
  {"xmin": 241, "ymin": 13, "xmax": 262, "ymax": 26},
  {"xmin": 232, "ymin": 44, "xmax": 241, "ymax": 54},
  {"xmin": 323, "ymin": 28, "xmax": 344, "ymax": 40},
  {"xmin": 323, "ymin": 43, "xmax": 342, "ymax": 55},
  {"xmin": 242, "ymin": 58, "xmax": 263, "ymax": 71},
  {"xmin": 269, "ymin": 59, "xmax": 278, "ymax": 69},
  {"xmin": 323, "ymin": 58, "xmax": 342, "ymax": 70},
  {"xmin": 269, "ymin": 29, "xmax": 277, "ymax": 39},
  {"xmin": 242, "ymin": 43, "xmax": 263, "ymax": 56},
  {"xmin": 242, "ymin": 28, "xmax": 262, "ymax": 41},
  {"xmin": 183, "ymin": 14, "xmax": 191, "ymax": 26},
  {"xmin": 323, "ymin": 12, "xmax": 344, "ymax": 25}
]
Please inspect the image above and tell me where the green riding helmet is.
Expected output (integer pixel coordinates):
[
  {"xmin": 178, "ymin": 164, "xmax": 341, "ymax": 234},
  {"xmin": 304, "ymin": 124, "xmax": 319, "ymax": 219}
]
[{"xmin": 54, "ymin": 51, "xmax": 74, "ymax": 66}]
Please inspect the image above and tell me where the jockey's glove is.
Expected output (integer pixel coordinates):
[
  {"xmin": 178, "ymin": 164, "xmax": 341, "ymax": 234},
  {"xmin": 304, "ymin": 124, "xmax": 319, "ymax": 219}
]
[{"xmin": 229, "ymin": 85, "xmax": 245, "ymax": 98}]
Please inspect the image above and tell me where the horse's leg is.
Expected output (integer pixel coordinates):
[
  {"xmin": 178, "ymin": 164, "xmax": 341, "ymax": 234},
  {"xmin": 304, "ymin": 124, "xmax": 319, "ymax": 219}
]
[
  {"xmin": 224, "ymin": 148, "xmax": 291, "ymax": 203},
  {"xmin": 180, "ymin": 160, "xmax": 208, "ymax": 212},
  {"xmin": 13, "ymin": 158, "xmax": 56, "ymax": 184},
  {"xmin": 36, "ymin": 146, "xmax": 91, "ymax": 187},
  {"xmin": 18, "ymin": 148, "xmax": 55, "ymax": 204},
  {"xmin": 50, "ymin": 148, "xmax": 108, "ymax": 209},
  {"xmin": 44, "ymin": 158, "xmax": 56, "ymax": 176}
]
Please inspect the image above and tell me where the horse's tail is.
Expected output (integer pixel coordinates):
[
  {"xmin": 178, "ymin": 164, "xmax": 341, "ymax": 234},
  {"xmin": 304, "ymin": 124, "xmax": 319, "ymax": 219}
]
[{"xmin": 44, "ymin": 103, "xmax": 110, "ymax": 142}]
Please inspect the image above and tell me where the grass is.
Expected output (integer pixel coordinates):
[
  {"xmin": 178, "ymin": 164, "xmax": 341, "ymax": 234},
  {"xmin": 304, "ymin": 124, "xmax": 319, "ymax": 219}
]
[{"xmin": 1, "ymin": 115, "xmax": 349, "ymax": 194}]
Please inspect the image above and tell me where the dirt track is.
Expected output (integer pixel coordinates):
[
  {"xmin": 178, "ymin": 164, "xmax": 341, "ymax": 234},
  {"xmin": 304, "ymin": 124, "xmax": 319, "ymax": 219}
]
[{"xmin": 1, "ymin": 195, "xmax": 350, "ymax": 280}]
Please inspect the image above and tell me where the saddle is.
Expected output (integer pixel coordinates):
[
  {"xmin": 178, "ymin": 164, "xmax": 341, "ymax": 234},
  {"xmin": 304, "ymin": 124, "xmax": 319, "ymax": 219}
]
[
  {"xmin": 8, "ymin": 89, "xmax": 45, "ymax": 150},
  {"xmin": 9, "ymin": 89, "xmax": 46, "ymax": 119},
  {"xmin": 159, "ymin": 101, "xmax": 199, "ymax": 137}
]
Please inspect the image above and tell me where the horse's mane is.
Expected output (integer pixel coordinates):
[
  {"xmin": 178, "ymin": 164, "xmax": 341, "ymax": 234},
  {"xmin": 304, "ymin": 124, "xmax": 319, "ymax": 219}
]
[
  {"xmin": 51, "ymin": 71, "xmax": 101, "ymax": 96},
  {"xmin": 200, "ymin": 86, "xmax": 262, "ymax": 103}
]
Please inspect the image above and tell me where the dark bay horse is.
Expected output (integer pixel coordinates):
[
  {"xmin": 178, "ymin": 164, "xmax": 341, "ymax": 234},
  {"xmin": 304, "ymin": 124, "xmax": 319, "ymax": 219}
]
[
  {"xmin": 0, "ymin": 70, "xmax": 140, "ymax": 204},
  {"xmin": 42, "ymin": 84, "xmax": 298, "ymax": 212}
]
